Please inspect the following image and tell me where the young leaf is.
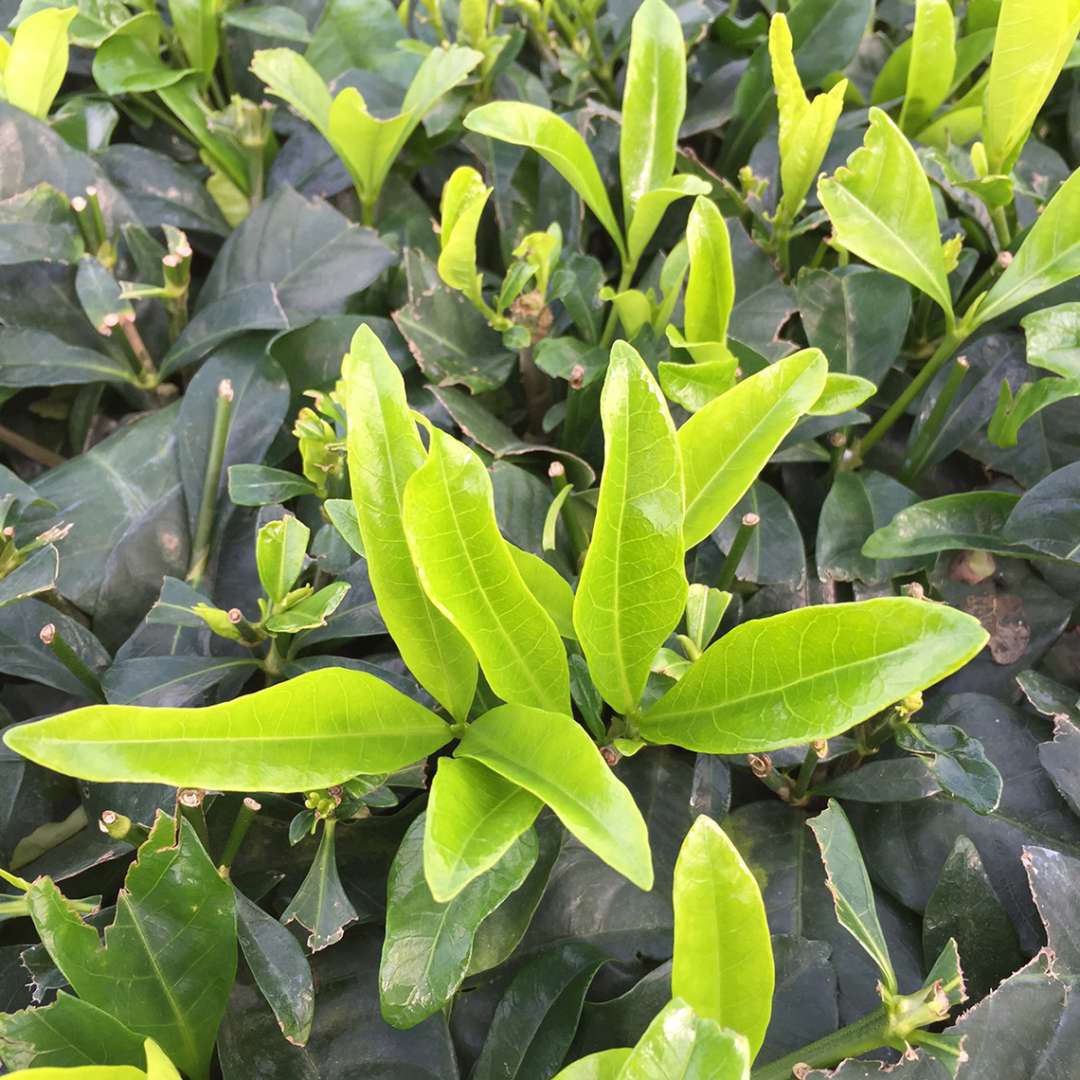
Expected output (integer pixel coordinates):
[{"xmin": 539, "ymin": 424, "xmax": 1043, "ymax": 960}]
[
  {"xmin": 680, "ymin": 348, "xmax": 827, "ymax": 549},
  {"xmin": 281, "ymin": 819, "xmax": 358, "ymax": 951},
  {"xmin": 26, "ymin": 815, "xmax": 235, "ymax": 1080},
  {"xmin": 616, "ymin": 998, "xmax": 750, "ymax": 1080},
  {"xmin": 342, "ymin": 324, "xmax": 478, "ymax": 721},
  {"xmin": 380, "ymin": 814, "xmax": 537, "ymax": 1029},
  {"xmin": 455, "ymin": 704, "xmax": 654, "ymax": 890},
  {"xmin": 3, "ymin": 667, "xmax": 453, "ymax": 791},
  {"xmin": 250, "ymin": 47, "xmax": 333, "ymax": 135},
  {"xmin": 769, "ymin": 14, "xmax": 847, "ymax": 224},
  {"xmin": 4, "ymin": 6, "xmax": 77, "ymax": 120},
  {"xmin": 437, "ymin": 165, "xmax": 492, "ymax": 307},
  {"xmin": 403, "ymin": 426, "xmax": 569, "ymax": 714},
  {"xmin": 638, "ymin": 598, "xmax": 988, "ymax": 753},
  {"xmin": 984, "ymin": 0, "xmax": 1080, "ymax": 172},
  {"xmin": 666, "ymin": 196, "xmax": 736, "ymax": 368},
  {"xmin": 625, "ymin": 176, "xmax": 711, "ymax": 271},
  {"xmin": 145, "ymin": 1039, "xmax": 183, "ymax": 1078},
  {"xmin": 508, "ymin": 544, "xmax": 576, "ymax": 640},
  {"xmin": 973, "ymin": 167, "xmax": 1080, "ymax": 327},
  {"xmin": 256, "ymin": 514, "xmax": 309, "ymax": 605},
  {"xmin": 807, "ymin": 800, "xmax": 897, "ymax": 994},
  {"xmin": 553, "ymin": 1050, "xmax": 632, "ymax": 1079},
  {"xmin": 807, "ymin": 373, "xmax": 876, "ymax": 416},
  {"xmin": 620, "ymin": 0, "xmax": 686, "ymax": 221},
  {"xmin": 672, "ymin": 816, "xmax": 773, "ymax": 1058},
  {"xmin": 574, "ymin": 341, "xmax": 686, "ymax": 716},
  {"xmin": 465, "ymin": 102, "xmax": 627, "ymax": 260},
  {"xmin": 169, "ymin": 0, "xmax": 218, "ymax": 80},
  {"xmin": 899, "ymin": 0, "xmax": 957, "ymax": 136},
  {"xmin": 818, "ymin": 108, "xmax": 954, "ymax": 322},
  {"xmin": 263, "ymin": 582, "xmax": 350, "ymax": 634},
  {"xmin": 424, "ymin": 756, "xmax": 542, "ymax": 902}
]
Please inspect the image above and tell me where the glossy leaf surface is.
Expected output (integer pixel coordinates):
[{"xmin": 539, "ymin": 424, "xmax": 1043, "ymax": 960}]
[
  {"xmin": 403, "ymin": 426, "xmax": 569, "ymax": 714},
  {"xmin": 574, "ymin": 341, "xmax": 686, "ymax": 716},
  {"xmin": 672, "ymin": 816, "xmax": 773, "ymax": 1057},
  {"xmin": 639, "ymin": 598, "xmax": 988, "ymax": 753},
  {"xmin": 455, "ymin": 704, "xmax": 654, "ymax": 889},
  {"xmin": 4, "ymin": 668, "xmax": 451, "ymax": 791}
]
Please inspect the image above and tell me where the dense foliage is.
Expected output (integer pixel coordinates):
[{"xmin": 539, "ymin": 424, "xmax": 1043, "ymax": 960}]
[{"xmin": 0, "ymin": 0, "xmax": 1079, "ymax": 1076}]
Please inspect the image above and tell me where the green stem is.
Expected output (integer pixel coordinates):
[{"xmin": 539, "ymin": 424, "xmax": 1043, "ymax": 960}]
[
  {"xmin": 186, "ymin": 379, "xmax": 234, "ymax": 588},
  {"xmin": 716, "ymin": 512, "xmax": 759, "ymax": 590},
  {"xmin": 751, "ymin": 1007, "xmax": 893, "ymax": 1080},
  {"xmin": 747, "ymin": 754, "xmax": 793, "ymax": 801},
  {"xmin": 600, "ymin": 263, "xmax": 635, "ymax": 349},
  {"xmin": 218, "ymin": 797, "xmax": 261, "ymax": 875},
  {"xmin": 39, "ymin": 623, "xmax": 106, "ymax": 702},
  {"xmin": 177, "ymin": 789, "xmax": 211, "ymax": 851},
  {"xmin": 791, "ymin": 743, "xmax": 823, "ymax": 804},
  {"xmin": 0, "ymin": 422, "xmax": 65, "ymax": 468},
  {"xmin": 131, "ymin": 93, "xmax": 199, "ymax": 147},
  {"xmin": 98, "ymin": 810, "xmax": 151, "ymax": 847},
  {"xmin": 990, "ymin": 205, "xmax": 1011, "ymax": 248},
  {"xmin": 852, "ymin": 329, "xmax": 966, "ymax": 466},
  {"xmin": 902, "ymin": 355, "xmax": 970, "ymax": 482}
]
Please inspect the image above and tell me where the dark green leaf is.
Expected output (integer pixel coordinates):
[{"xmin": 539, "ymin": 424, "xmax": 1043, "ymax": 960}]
[
  {"xmin": 896, "ymin": 723, "xmax": 1004, "ymax": 815},
  {"xmin": 281, "ymin": 819, "xmax": 359, "ymax": 952}
]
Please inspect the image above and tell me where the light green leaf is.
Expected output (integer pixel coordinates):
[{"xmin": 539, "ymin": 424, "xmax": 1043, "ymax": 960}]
[
  {"xmin": 626, "ymin": 175, "xmax": 711, "ymax": 270},
  {"xmin": 465, "ymin": 101, "xmax": 627, "ymax": 260},
  {"xmin": 818, "ymin": 108, "xmax": 954, "ymax": 321},
  {"xmin": 974, "ymin": 166, "xmax": 1080, "ymax": 326},
  {"xmin": 673, "ymin": 816, "xmax": 773, "ymax": 1057},
  {"xmin": 144, "ymin": 1040, "xmax": 182, "ymax": 1079},
  {"xmin": 342, "ymin": 324, "xmax": 477, "ymax": 721},
  {"xmin": 680, "ymin": 349, "xmax": 827, "ymax": 549},
  {"xmin": 26, "ymin": 816, "xmax": 235, "ymax": 1080},
  {"xmin": 403, "ymin": 426, "xmax": 569, "ymax": 714},
  {"xmin": 553, "ymin": 1049, "xmax": 632, "ymax": 1079},
  {"xmin": 3, "ymin": 667, "xmax": 452, "ymax": 791},
  {"xmin": 659, "ymin": 359, "xmax": 738, "ymax": 412},
  {"xmin": 250, "ymin": 47, "xmax": 333, "ymax": 135},
  {"xmin": 263, "ymin": 581, "xmax": 349, "ymax": 633},
  {"xmin": 807, "ymin": 372, "xmax": 876, "ymax": 415},
  {"xmin": 437, "ymin": 165, "xmax": 491, "ymax": 303},
  {"xmin": 769, "ymin": 14, "xmax": 847, "ymax": 223},
  {"xmin": 508, "ymin": 544, "xmax": 576, "ymax": 640},
  {"xmin": 807, "ymin": 799, "xmax": 897, "ymax": 993},
  {"xmin": 639, "ymin": 597, "xmax": 988, "ymax": 753},
  {"xmin": 5, "ymin": 6, "xmax": 77, "ymax": 119},
  {"xmin": 381, "ymin": 813, "xmax": 537, "ymax": 1029},
  {"xmin": 616, "ymin": 999, "xmax": 750, "ymax": 1080},
  {"xmin": 984, "ymin": 0, "xmax": 1080, "ymax": 172},
  {"xmin": 666, "ymin": 196, "xmax": 736, "ymax": 368},
  {"xmin": 574, "ymin": 341, "xmax": 686, "ymax": 716},
  {"xmin": 424, "ymin": 756, "xmax": 541, "ymax": 901},
  {"xmin": 169, "ymin": 0, "xmax": 218, "ymax": 79},
  {"xmin": 256, "ymin": 514, "xmax": 309, "ymax": 604},
  {"xmin": 899, "ymin": 0, "xmax": 957, "ymax": 135},
  {"xmin": 455, "ymin": 704, "xmax": 654, "ymax": 890},
  {"xmin": 620, "ymin": 0, "xmax": 687, "ymax": 221}
]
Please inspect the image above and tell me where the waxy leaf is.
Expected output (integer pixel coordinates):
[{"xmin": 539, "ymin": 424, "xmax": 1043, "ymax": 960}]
[
  {"xmin": 424, "ymin": 756, "xmax": 541, "ymax": 902},
  {"xmin": 617, "ymin": 998, "xmax": 750, "ymax": 1079},
  {"xmin": 672, "ymin": 816, "xmax": 773, "ymax": 1057},
  {"xmin": 465, "ymin": 102, "xmax": 627, "ymax": 259},
  {"xmin": 899, "ymin": 0, "xmax": 957, "ymax": 135},
  {"xmin": 403, "ymin": 426, "xmax": 569, "ymax": 714},
  {"xmin": 1001, "ymin": 461, "xmax": 1080, "ymax": 562},
  {"xmin": 455, "ymin": 704, "xmax": 654, "ymax": 890},
  {"xmin": 975, "ymin": 168, "xmax": 1080, "ymax": 327},
  {"xmin": 620, "ymin": 0, "xmax": 686, "ymax": 222},
  {"xmin": 895, "ymin": 723, "xmax": 1004, "ymax": 814},
  {"xmin": 26, "ymin": 815, "xmax": 235, "ymax": 1080},
  {"xmin": 380, "ymin": 814, "xmax": 537, "ymax": 1029},
  {"xmin": 819, "ymin": 108, "xmax": 953, "ymax": 320},
  {"xmin": 4, "ymin": 668, "xmax": 452, "ymax": 792},
  {"xmin": 574, "ymin": 341, "xmax": 686, "ymax": 716},
  {"xmin": 807, "ymin": 800, "xmax": 897, "ymax": 993},
  {"xmin": 639, "ymin": 598, "xmax": 988, "ymax": 753},
  {"xmin": 862, "ymin": 491, "xmax": 1030, "ymax": 558},
  {"xmin": 769, "ymin": 14, "xmax": 847, "ymax": 222},
  {"xmin": 984, "ymin": 0, "xmax": 1080, "ymax": 172},
  {"xmin": 342, "ymin": 324, "xmax": 477, "ymax": 721},
  {"xmin": 680, "ymin": 349, "xmax": 827, "ymax": 549}
]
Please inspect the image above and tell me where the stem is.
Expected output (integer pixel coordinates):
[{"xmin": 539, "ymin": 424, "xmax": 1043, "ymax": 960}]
[
  {"xmin": 119, "ymin": 314, "xmax": 158, "ymax": 384},
  {"xmin": 0, "ymin": 423, "xmax": 65, "ymax": 468},
  {"xmin": 582, "ymin": 15, "xmax": 616, "ymax": 103},
  {"xmin": 549, "ymin": 462, "xmax": 589, "ymax": 565},
  {"xmin": 39, "ymin": 623, "xmax": 106, "ymax": 702},
  {"xmin": 902, "ymin": 356, "xmax": 970, "ymax": 482},
  {"xmin": 98, "ymin": 810, "xmax": 151, "ymax": 847},
  {"xmin": 747, "ymin": 754, "xmax": 792, "ymax": 801},
  {"xmin": 852, "ymin": 329, "xmax": 965, "ymax": 466},
  {"xmin": 600, "ymin": 263, "xmax": 635, "ymax": 349},
  {"xmin": 716, "ymin": 512, "xmax": 759, "ymax": 590},
  {"xmin": 84, "ymin": 187, "xmax": 108, "ymax": 252},
  {"xmin": 361, "ymin": 194, "xmax": 377, "ymax": 227},
  {"xmin": 219, "ymin": 797, "xmax": 261, "ymax": 875},
  {"xmin": 186, "ymin": 379, "xmax": 234, "ymax": 588},
  {"xmin": 131, "ymin": 93, "xmax": 200, "ymax": 147},
  {"xmin": 751, "ymin": 1008, "xmax": 892, "ymax": 1080},
  {"xmin": 791, "ymin": 742, "xmax": 825, "ymax": 804},
  {"xmin": 990, "ymin": 205, "xmax": 1011, "ymax": 248},
  {"xmin": 177, "ymin": 788, "xmax": 211, "ymax": 851},
  {"xmin": 519, "ymin": 346, "xmax": 552, "ymax": 437}
]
